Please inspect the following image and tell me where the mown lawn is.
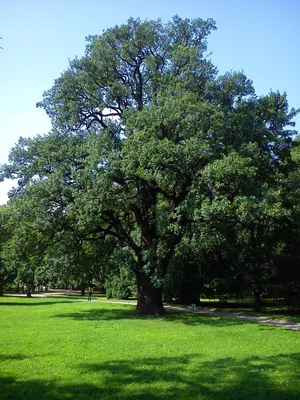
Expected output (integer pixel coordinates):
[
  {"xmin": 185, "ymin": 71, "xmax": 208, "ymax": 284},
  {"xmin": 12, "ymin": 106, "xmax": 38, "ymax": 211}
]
[{"xmin": 1, "ymin": 296, "xmax": 300, "ymax": 399}]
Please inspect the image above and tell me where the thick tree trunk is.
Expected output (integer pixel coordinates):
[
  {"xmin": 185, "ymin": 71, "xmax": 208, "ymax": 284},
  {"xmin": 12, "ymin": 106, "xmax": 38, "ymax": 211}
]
[
  {"xmin": 134, "ymin": 181, "xmax": 165, "ymax": 315},
  {"xmin": 254, "ymin": 289, "xmax": 261, "ymax": 312},
  {"xmin": 80, "ymin": 281, "xmax": 86, "ymax": 296},
  {"xmin": 136, "ymin": 271, "xmax": 164, "ymax": 315},
  {"xmin": 0, "ymin": 285, "xmax": 3, "ymax": 297},
  {"xmin": 251, "ymin": 225, "xmax": 263, "ymax": 313}
]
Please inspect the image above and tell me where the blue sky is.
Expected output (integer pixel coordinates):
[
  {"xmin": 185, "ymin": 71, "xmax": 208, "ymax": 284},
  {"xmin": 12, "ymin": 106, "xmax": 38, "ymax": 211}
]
[{"xmin": 0, "ymin": 0, "xmax": 299, "ymax": 203}]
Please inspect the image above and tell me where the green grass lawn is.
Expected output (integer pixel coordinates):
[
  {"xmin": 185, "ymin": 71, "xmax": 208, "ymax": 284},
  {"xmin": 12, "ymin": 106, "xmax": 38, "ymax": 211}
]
[{"xmin": 1, "ymin": 296, "xmax": 300, "ymax": 400}]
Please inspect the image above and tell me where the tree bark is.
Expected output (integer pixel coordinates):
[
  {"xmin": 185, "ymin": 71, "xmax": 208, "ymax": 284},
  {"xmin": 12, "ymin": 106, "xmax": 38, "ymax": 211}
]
[
  {"xmin": 133, "ymin": 181, "xmax": 165, "ymax": 315},
  {"xmin": 254, "ymin": 289, "xmax": 261, "ymax": 312},
  {"xmin": 136, "ymin": 271, "xmax": 164, "ymax": 315},
  {"xmin": 251, "ymin": 224, "xmax": 262, "ymax": 313}
]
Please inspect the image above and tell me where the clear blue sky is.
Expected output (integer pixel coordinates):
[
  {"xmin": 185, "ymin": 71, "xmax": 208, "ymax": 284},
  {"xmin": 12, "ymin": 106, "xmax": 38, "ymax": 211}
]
[{"xmin": 0, "ymin": 0, "xmax": 299, "ymax": 203}]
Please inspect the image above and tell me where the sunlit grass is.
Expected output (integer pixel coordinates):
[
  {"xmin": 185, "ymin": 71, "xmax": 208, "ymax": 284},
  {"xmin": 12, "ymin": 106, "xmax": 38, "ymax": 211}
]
[{"xmin": 1, "ymin": 296, "xmax": 300, "ymax": 399}]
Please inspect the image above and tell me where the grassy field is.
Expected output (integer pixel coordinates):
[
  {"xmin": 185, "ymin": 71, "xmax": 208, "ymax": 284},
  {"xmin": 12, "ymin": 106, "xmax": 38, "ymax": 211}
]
[{"xmin": 1, "ymin": 296, "xmax": 300, "ymax": 399}]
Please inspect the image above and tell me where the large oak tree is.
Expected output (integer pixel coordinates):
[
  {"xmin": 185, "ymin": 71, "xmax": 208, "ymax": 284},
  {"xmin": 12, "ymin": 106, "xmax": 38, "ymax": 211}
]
[{"xmin": 1, "ymin": 16, "xmax": 298, "ymax": 314}]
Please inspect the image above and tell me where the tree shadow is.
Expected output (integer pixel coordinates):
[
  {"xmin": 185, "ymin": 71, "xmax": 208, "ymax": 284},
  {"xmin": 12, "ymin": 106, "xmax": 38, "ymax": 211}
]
[
  {"xmin": 0, "ymin": 354, "xmax": 29, "ymax": 362},
  {"xmin": 54, "ymin": 307, "xmax": 143, "ymax": 321},
  {"xmin": 0, "ymin": 376, "xmax": 100, "ymax": 400},
  {"xmin": 164, "ymin": 309, "xmax": 247, "ymax": 327},
  {"xmin": 79, "ymin": 352, "xmax": 300, "ymax": 399},
  {"xmin": 266, "ymin": 308, "xmax": 300, "ymax": 316},
  {"xmin": 1, "ymin": 353, "xmax": 300, "ymax": 399},
  {"xmin": 0, "ymin": 299, "xmax": 81, "ymax": 306},
  {"xmin": 53, "ymin": 306, "xmax": 252, "ymax": 328}
]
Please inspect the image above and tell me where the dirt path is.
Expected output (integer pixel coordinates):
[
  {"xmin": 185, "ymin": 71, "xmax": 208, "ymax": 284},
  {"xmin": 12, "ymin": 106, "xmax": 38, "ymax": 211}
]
[{"xmin": 164, "ymin": 305, "xmax": 300, "ymax": 331}]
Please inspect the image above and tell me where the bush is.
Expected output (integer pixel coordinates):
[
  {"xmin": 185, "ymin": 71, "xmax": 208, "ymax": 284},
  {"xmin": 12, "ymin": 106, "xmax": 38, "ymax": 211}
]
[{"xmin": 105, "ymin": 268, "xmax": 136, "ymax": 299}]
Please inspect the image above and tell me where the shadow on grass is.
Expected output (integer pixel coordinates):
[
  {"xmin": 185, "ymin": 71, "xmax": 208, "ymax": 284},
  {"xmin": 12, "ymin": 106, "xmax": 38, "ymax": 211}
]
[
  {"xmin": 0, "ymin": 297, "xmax": 83, "ymax": 306},
  {"xmin": 80, "ymin": 352, "xmax": 300, "ymax": 399},
  {"xmin": 266, "ymin": 308, "xmax": 300, "ymax": 316},
  {"xmin": 0, "ymin": 354, "xmax": 29, "ymax": 362},
  {"xmin": 53, "ymin": 307, "xmax": 249, "ymax": 328},
  {"xmin": 199, "ymin": 301, "xmax": 257, "ymax": 309},
  {"xmin": 1, "ymin": 353, "xmax": 300, "ymax": 400},
  {"xmin": 0, "ymin": 376, "xmax": 100, "ymax": 400}
]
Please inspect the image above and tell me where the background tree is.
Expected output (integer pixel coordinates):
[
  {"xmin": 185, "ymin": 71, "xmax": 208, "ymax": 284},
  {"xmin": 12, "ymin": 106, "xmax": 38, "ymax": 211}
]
[{"xmin": 0, "ymin": 205, "xmax": 16, "ymax": 295}]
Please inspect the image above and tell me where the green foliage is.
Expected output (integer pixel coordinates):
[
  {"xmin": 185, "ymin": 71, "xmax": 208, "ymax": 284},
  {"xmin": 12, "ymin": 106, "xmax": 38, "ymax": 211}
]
[
  {"xmin": 105, "ymin": 246, "xmax": 137, "ymax": 299},
  {"xmin": 105, "ymin": 267, "xmax": 136, "ymax": 299},
  {"xmin": 0, "ymin": 205, "xmax": 16, "ymax": 295}
]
